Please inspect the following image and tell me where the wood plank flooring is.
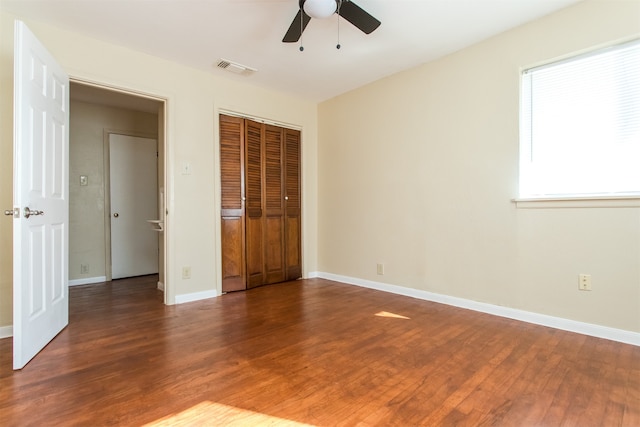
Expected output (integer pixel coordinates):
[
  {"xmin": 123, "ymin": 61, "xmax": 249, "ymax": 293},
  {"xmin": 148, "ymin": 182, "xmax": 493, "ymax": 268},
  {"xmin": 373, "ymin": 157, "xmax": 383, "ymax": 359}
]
[{"xmin": 0, "ymin": 276, "xmax": 638, "ymax": 426}]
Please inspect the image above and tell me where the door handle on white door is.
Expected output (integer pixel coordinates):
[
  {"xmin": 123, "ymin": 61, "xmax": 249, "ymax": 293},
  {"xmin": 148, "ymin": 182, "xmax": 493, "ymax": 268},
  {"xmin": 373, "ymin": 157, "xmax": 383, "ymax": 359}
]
[
  {"xmin": 113, "ymin": 213, "xmax": 119, "ymax": 218},
  {"xmin": 23, "ymin": 207, "xmax": 44, "ymax": 219}
]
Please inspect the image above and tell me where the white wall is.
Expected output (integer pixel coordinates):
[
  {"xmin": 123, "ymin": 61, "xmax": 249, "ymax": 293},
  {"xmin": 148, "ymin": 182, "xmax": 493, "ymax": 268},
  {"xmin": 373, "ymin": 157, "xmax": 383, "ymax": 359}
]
[
  {"xmin": 318, "ymin": 0, "xmax": 640, "ymax": 333},
  {"xmin": 0, "ymin": 9, "xmax": 319, "ymax": 328}
]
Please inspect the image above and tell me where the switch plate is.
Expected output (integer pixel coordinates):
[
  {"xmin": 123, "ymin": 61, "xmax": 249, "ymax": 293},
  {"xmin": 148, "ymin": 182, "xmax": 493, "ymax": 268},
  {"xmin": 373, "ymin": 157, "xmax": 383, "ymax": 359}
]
[
  {"xmin": 579, "ymin": 274, "xmax": 592, "ymax": 291},
  {"xmin": 80, "ymin": 175, "xmax": 88, "ymax": 186},
  {"xmin": 181, "ymin": 162, "xmax": 191, "ymax": 175},
  {"xmin": 80, "ymin": 264, "xmax": 89, "ymax": 274},
  {"xmin": 182, "ymin": 266, "xmax": 191, "ymax": 279},
  {"xmin": 377, "ymin": 263, "xmax": 384, "ymax": 275}
]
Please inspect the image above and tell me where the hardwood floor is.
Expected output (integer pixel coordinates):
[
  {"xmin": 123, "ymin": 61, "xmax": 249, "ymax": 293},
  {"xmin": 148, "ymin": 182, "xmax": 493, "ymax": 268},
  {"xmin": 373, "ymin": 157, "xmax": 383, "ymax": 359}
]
[{"xmin": 0, "ymin": 276, "xmax": 638, "ymax": 426}]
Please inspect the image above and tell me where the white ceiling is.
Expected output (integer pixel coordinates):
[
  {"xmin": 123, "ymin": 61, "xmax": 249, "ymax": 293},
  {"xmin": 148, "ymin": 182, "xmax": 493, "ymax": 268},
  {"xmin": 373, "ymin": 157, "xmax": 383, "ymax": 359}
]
[{"xmin": 1, "ymin": 0, "xmax": 582, "ymax": 103}]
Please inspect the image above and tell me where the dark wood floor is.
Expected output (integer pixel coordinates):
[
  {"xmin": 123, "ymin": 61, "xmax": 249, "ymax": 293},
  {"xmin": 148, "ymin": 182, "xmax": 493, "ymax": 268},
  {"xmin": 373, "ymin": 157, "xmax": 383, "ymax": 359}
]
[{"xmin": 0, "ymin": 276, "xmax": 638, "ymax": 426}]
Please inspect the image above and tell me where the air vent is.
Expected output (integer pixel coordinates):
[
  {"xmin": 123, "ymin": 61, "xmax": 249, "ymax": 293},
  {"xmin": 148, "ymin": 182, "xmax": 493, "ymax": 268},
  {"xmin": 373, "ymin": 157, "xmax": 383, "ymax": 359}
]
[{"xmin": 216, "ymin": 59, "xmax": 257, "ymax": 76}]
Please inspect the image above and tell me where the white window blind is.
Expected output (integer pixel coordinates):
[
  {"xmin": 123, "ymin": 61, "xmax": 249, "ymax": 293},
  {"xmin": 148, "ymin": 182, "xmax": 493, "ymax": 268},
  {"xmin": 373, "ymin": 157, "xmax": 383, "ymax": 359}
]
[{"xmin": 520, "ymin": 39, "xmax": 640, "ymax": 198}]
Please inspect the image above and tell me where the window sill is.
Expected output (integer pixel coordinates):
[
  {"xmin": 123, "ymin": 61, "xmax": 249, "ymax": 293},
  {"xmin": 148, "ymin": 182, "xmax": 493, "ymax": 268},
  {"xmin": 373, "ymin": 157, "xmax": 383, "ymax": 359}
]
[{"xmin": 513, "ymin": 195, "xmax": 640, "ymax": 209}]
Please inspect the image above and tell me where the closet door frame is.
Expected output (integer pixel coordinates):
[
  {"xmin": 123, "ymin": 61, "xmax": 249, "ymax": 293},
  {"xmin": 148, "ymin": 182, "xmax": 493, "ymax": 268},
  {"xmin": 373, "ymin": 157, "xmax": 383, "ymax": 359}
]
[{"xmin": 219, "ymin": 113, "xmax": 302, "ymax": 292}]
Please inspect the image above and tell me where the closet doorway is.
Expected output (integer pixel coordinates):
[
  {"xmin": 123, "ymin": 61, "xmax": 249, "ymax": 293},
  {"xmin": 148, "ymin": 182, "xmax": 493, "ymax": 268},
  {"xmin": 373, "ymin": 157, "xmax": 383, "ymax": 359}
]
[{"xmin": 220, "ymin": 114, "xmax": 302, "ymax": 292}]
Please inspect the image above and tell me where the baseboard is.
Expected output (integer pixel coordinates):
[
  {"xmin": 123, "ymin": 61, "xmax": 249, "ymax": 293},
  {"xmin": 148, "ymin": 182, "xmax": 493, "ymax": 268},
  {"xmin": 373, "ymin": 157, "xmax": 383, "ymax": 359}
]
[
  {"xmin": 68, "ymin": 276, "xmax": 107, "ymax": 287},
  {"xmin": 306, "ymin": 271, "xmax": 320, "ymax": 279},
  {"xmin": 0, "ymin": 325, "xmax": 13, "ymax": 339},
  {"xmin": 317, "ymin": 272, "xmax": 640, "ymax": 347},
  {"xmin": 157, "ymin": 281, "xmax": 164, "ymax": 291},
  {"xmin": 175, "ymin": 289, "xmax": 218, "ymax": 304}
]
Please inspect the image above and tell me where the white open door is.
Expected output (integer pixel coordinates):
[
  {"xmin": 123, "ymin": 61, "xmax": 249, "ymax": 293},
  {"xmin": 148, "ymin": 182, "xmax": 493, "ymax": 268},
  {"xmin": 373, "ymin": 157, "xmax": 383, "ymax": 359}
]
[{"xmin": 13, "ymin": 20, "xmax": 69, "ymax": 370}]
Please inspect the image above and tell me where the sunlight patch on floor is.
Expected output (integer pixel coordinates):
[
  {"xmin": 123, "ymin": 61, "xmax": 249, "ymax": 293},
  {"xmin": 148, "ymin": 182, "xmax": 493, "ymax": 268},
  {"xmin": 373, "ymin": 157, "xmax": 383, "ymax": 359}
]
[
  {"xmin": 145, "ymin": 401, "xmax": 315, "ymax": 426},
  {"xmin": 375, "ymin": 311, "xmax": 410, "ymax": 319}
]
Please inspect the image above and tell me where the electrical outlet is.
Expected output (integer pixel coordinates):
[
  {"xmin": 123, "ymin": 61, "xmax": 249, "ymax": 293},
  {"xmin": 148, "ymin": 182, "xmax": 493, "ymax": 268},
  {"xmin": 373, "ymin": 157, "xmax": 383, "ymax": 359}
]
[
  {"xmin": 579, "ymin": 274, "xmax": 592, "ymax": 291},
  {"xmin": 182, "ymin": 266, "xmax": 191, "ymax": 279},
  {"xmin": 80, "ymin": 264, "xmax": 89, "ymax": 274},
  {"xmin": 377, "ymin": 263, "xmax": 384, "ymax": 275}
]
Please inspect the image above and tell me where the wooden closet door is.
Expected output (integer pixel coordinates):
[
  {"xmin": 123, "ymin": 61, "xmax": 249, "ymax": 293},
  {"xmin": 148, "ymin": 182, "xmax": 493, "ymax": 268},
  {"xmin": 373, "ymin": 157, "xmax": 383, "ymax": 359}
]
[
  {"xmin": 220, "ymin": 115, "xmax": 246, "ymax": 292},
  {"xmin": 220, "ymin": 115, "xmax": 301, "ymax": 292},
  {"xmin": 284, "ymin": 128, "xmax": 302, "ymax": 280},
  {"xmin": 245, "ymin": 120, "xmax": 265, "ymax": 288},
  {"xmin": 263, "ymin": 124, "xmax": 285, "ymax": 284}
]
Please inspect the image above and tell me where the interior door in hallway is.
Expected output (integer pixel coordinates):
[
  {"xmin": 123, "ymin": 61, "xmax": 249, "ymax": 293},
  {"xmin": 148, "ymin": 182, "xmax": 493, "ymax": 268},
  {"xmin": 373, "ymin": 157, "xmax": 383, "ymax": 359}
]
[{"xmin": 109, "ymin": 134, "xmax": 158, "ymax": 279}]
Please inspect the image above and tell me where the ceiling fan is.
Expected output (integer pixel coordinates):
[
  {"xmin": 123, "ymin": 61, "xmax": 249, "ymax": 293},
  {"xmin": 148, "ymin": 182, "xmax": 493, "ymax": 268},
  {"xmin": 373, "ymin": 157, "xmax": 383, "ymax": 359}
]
[{"xmin": 282, "ymin": 0, "xmax": 381, "ymax": 44}]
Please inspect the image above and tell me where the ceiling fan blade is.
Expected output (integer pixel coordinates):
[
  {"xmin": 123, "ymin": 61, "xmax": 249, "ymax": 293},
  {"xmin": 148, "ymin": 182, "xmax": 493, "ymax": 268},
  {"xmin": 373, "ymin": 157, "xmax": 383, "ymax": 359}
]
[
  {"xmin": 283, "ymin": 9, "xmax": 312, "ymax": 43},
  {"xmin": 339, "ymin": 1, "xmax": 381, "ymax": 34}
]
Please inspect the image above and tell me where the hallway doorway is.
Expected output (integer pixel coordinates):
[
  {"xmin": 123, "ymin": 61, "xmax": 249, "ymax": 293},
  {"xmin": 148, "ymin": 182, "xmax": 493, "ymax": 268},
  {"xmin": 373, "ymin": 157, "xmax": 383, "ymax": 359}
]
[{"xmin": 68, "ymin": 81, "xmax": 167, "ymax": 298}]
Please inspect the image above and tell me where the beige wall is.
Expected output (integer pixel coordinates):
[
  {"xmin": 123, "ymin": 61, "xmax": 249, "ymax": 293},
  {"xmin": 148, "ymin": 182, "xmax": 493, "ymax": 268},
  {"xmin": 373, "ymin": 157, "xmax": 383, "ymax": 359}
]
[
  {"xmin": 69, "ymin": 100, "xmax": 158, "ymax": 281},
  {"xmin": 318, "ymin": 0, "xmax": 640, "ymax": 332},
  {"xmin": 0, "ymin": 9, "xmax": 319, "ymax": 328},
  {"xmin": 0, "ymin": 10, "xmax": 13, "ymax": 330}
]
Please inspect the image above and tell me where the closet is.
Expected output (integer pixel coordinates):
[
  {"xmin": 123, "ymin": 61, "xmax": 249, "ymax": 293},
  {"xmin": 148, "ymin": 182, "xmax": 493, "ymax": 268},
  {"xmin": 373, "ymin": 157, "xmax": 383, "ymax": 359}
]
[{"xmin": 220, "ymin": 114, "xmax": 301, "ymax": 292}]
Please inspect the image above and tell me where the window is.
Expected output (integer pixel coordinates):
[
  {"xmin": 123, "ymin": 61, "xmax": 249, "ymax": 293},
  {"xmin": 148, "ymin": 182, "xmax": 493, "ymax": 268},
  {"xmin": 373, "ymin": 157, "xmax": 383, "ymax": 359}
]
[{"xmin": 519, "ymin": 40, "xmax": 640, "ymax": 198}]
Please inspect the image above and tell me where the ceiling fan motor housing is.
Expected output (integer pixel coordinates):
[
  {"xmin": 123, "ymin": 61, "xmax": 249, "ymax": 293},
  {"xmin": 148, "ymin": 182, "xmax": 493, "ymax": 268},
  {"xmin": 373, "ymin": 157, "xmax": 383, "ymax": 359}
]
[{"xmin": 301, "ymin": 0, "xmax": 339, "ymax": 20}]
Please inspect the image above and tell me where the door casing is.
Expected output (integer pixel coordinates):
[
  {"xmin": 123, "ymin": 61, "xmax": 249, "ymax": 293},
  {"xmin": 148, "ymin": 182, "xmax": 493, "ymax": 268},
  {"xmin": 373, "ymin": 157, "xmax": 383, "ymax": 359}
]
[{"xmin": 70, "ymin": 78, "xmax": 169, "ymax": 303}]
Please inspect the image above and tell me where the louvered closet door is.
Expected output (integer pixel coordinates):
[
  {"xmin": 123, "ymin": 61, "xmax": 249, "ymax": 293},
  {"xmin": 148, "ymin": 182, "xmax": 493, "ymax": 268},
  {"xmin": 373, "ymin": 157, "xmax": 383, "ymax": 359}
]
[
  {"xmin": 284, "ymin": 128, "xmax": 302, "ymax": 281},
  {"xmin": 245, "ymin": 120, "xmax": 265, "ymax": 288},
  {"xmin": 220, "ymin": 115, "xmax": 246, "ymax": 292},
  {"xmin": 263, "ymin": 124, "xmax": 285, "ymax": 284},
  {"xmin": 220, "ymin": 114, "xmax": 301, "ymax": 292}
]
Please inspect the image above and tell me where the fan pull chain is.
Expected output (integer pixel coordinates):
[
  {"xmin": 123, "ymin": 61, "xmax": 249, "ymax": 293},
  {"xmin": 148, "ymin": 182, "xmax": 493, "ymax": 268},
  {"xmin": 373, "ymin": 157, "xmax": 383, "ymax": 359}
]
[
  {"xmin": 336, "ymin": 1, "xmax": 341, "ymax": 49},
  {"xmin": 299, "ymin": 7, "xmax": 304, "ymax": 52}
]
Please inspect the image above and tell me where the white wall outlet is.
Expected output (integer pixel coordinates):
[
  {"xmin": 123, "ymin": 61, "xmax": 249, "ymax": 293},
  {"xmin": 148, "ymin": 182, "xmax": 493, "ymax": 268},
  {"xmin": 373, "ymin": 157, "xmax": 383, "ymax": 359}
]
[
  {"xmin": 376, "ymin": 263, "xmax": 384, "ymax": 275},
  {"xmin": 182, "ymin": 266, "xmax": 191, "ymax": 279},
  {"xmin": 579, "ymin": 274, "xmax": 592, "ymax": 291},
  {"xmin": 80, "ymin": 264, "xmax": 89, "ymax": 274}
]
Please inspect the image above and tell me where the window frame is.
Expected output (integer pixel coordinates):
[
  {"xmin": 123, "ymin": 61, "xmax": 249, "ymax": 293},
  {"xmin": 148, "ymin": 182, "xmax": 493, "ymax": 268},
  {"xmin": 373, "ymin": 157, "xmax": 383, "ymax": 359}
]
[{"xmin": 517, "ymin": 38, "xmax": 640, "ymax": 206}]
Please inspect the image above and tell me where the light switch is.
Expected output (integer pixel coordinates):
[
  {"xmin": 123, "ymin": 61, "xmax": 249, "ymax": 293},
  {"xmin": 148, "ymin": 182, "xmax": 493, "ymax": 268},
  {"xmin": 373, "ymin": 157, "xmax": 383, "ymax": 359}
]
[
  {"xmin": 80, "ymin": 175, "xmax": 88, "ymax": 186},
  {"xmin": 181, "ymin": 162, "xmax": 191, "ymax": 175}
]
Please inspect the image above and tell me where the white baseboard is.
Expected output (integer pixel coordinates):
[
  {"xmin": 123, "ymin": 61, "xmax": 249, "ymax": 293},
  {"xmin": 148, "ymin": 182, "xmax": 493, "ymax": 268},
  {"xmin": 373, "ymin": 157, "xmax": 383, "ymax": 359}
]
[
  {"xmin": 175, "ymin": 289, "xmax": 218, "ymax": 304},
  {"xmin": 68, "ymin": 276, "xmax": 107, "ymax": 287},
  {"xmin": 306, "ymin": 271, "xmax": 320, "ymax": 279},
  {"xmin": 157, "ymin": 281, "xmax": 164, "ymax": 291},
  {"xmin": 317, "ymin": 272, "xmax": 640, "ymax": 347},
  {"xmin": 0, "ymin": 325, "xmax": 13, "ymax": 339}
]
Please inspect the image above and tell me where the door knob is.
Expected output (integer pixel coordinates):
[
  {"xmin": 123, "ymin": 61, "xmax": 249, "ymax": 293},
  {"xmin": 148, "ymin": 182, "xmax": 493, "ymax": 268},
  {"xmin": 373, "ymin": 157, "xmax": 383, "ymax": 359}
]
[
  {"xmin": 113, "ymin": 213, "xmax": 119, "ymax": 218},
  {"xmin": 24, "ymin": 207, "xmax": 44, "ymax": 219}
]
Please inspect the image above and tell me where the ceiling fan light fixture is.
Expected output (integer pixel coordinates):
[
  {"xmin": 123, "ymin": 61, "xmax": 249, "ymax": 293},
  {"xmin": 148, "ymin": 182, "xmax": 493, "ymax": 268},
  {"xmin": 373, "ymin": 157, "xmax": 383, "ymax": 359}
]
[{"xmin": 303, "ymin": 0, "xmax": 337, "ymax": 19}]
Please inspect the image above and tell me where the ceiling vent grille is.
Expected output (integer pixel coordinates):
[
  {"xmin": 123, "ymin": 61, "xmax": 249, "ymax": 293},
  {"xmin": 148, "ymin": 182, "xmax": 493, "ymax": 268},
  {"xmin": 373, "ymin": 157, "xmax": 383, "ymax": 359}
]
[{"xmin": 216, "ymin": 59, "xmax": 257, "ymax": 76}]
